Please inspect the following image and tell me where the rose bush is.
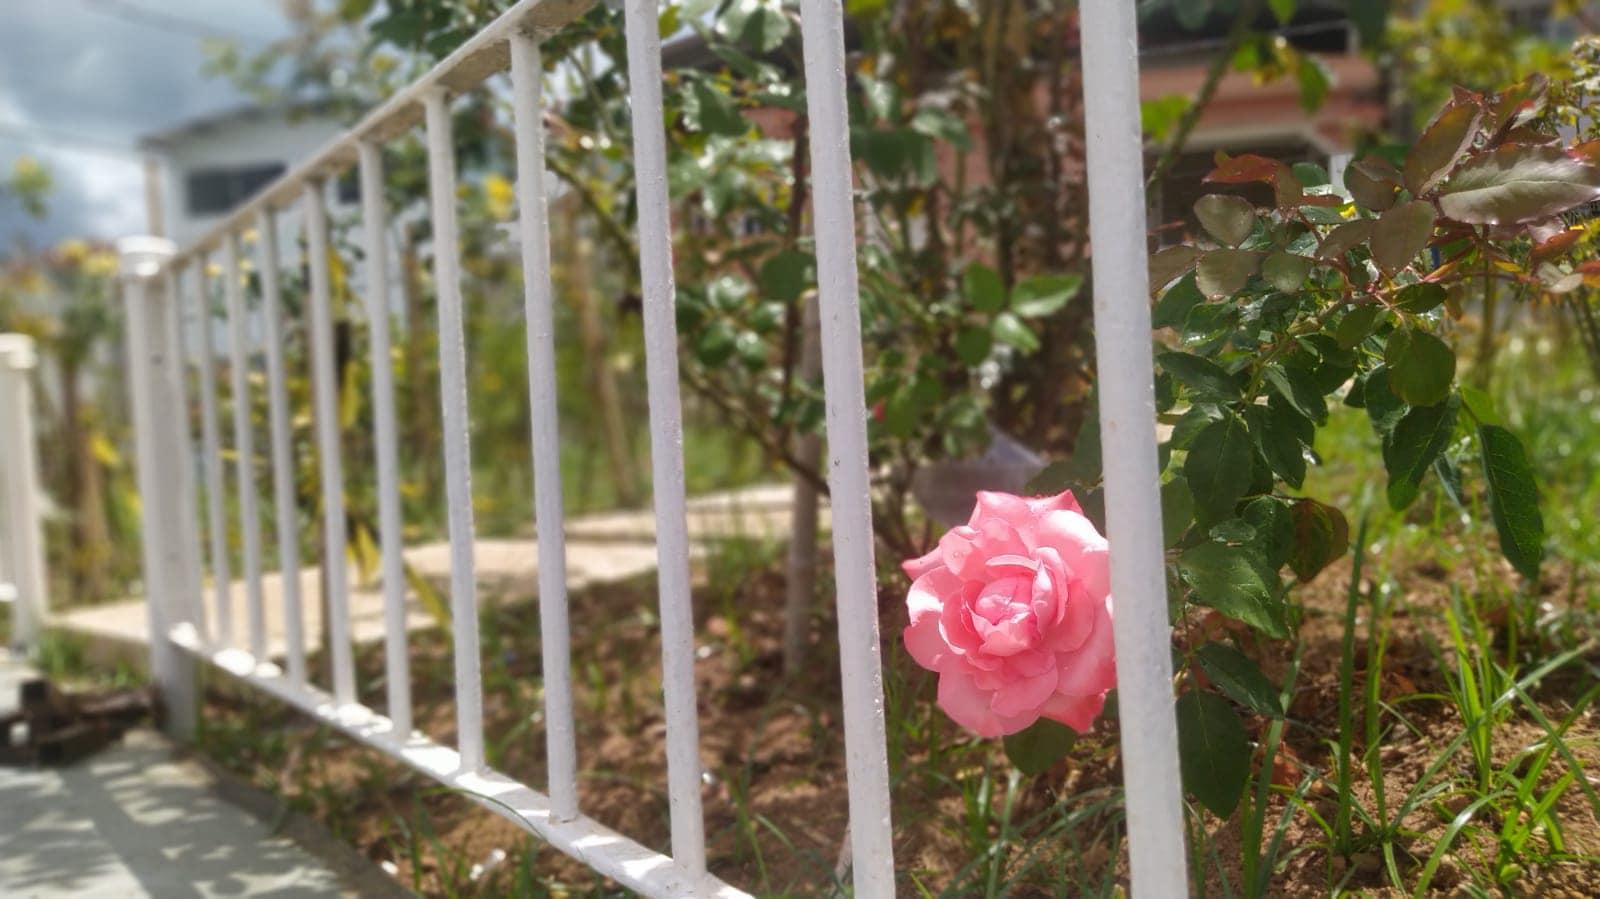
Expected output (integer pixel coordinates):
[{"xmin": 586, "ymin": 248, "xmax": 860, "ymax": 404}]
[{"xmin": 901, "ymin": 490, "xmax": 1117, "ymax": 737}]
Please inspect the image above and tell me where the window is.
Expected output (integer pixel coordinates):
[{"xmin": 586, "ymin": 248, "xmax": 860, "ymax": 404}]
[{"xmin": 184, "ymin": 163, "xmax": 286, "ymax": 216}]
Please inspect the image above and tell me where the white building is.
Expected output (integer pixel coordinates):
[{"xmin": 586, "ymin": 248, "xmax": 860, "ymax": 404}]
[{"xmin": 139, "ymin": 104, "xmax": 354, "ymax": 248}]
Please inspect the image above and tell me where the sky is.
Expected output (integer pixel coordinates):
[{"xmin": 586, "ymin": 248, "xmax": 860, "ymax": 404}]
[{"xmin": 0, "ymin": 0, "xmax": 294, "ymax": 253}]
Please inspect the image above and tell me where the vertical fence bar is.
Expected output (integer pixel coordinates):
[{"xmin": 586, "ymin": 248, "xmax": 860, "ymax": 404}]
[
  {"xmin": 257, "ymin": 210, "xmax": 308, "ymax": 688},
  {"xmin": 304, "ymin": 181, "xmax": 358, "ymax": 706},
  {"xmin": 510, "ymin": 31, "xmax": 578, "ymax": 822},
  {"xmin": 1078, "ymin": 1, "xmax": 1189, "ymax": 895},
  {"xmin": 620, "ymin": 0, "xmax": 708, "ymax": 876},
  {"xmin": 795, "ymin": 0, "xmax": 895, "ymax": 893},
  {"xmin": 224, "ymin": 234, "xmax": 268, "ymax": 660},
  {"xmin": 0, "ymin": 335, "xmax": 47, "ymax": 652},
  {"xmin": 119, "ymin": 239, "xmax": 199, "ymax": 739},
  {"xmin": 357, "ymin": 141, "xmax": 414, "ymax": 738},
  {"xmin": 192, "ymin": 262, "xmax": 235, "ymax": 646},
  {"xmin": 423, "ymin": 88, "xmax": 486, "ymax": 772},
  {"xmin": 162, "ymin": 268, "xmax": 208, "ymax": 640}
]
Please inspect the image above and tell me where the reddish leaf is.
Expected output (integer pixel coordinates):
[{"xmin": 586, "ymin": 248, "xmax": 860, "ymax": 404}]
[
  {"xmin": 1437, "ymin": 144, "xmax": 1600, "ymax": 225},
  {"xmin": 1571, "ymin": 139, "xmax": 1600, "ymax": 166},
  {"xmin": 1196, "ymin": 250, "xmax": 1263, "ymax": 298},
  {"xmin": 1404, "ymin": 102, "xmax": 1483, "ymax": 195},
  {"xmin": 1370, "ymin": 200, "xmax": 1437, "ymax": 274},
  {"xmin": 1346, "ymin": 155, "xmax": 1401, "ymax": 211},
  {"xmin": 1149, "ymin": 245, "xmax": 1201, "ymax": 292},
  {"xmin": 1195, "ymin": 194, "xmax": 1258, "ymax": 246},
  {"xmin": 1531, "ymin": 227, "xmax": 1584, "ymax": 263},
  {"xmin": 1316, "ymin": 220, "xmax": 1374, "ymax": 260},
  {"xmin": 1206, "ymin": 153, "xmax": 1288, "ymax": 185},
  {"xmin": 1489, "ymin": 73, "xmax": 1548, "ymax": 144},
  {"xmin": 1288, "ymin": 499, "xmax": 1349, "ymax": 582}
]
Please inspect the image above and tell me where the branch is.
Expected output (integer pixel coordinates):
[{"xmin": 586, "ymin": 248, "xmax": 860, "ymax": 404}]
[{"xmin": 1146, "ymin": 0, "xmax": 1263, "ymax": 190}]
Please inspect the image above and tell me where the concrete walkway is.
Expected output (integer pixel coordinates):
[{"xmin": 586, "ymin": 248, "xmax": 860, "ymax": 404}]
[
  {"xmin": 50, "ymin": 483, "xmax": 818, "ymax": 660},
  {"xmin": 0, "ymin": 653, "xmax": 401, "ymax": 898}
]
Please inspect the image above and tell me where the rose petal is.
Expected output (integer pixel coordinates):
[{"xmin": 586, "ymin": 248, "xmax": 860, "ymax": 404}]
[
  {"xmin": 938, "ymin": 526, "xmax": 985, "ymax": 580},
  {"xmin": 991, "ymin": 667, "xmax": 1058, "ymax": 718},
  {"xmin": 1039, "ymin": 690, "xmax": 1105, "ymax": 734},
  {"xmin": 1026, "ymin": 489, "xmax": 1084, "ymax": 518},
  {"xmin": 937, "ymin": 671, "xmax": 1005, "ymax": 737},
  {"xmin": 902, "ymin": 544, "xmax": 944, "ymax": 580},
  {"xmin": 1055, "ymin": 605, "xmax": 1117, "ymax": 696},
  {"xmin": 1037, "ymin": 510, "xmax": 1111, "ymax": 600}
]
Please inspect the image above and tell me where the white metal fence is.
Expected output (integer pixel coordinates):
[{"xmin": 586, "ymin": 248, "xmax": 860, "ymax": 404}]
[
  {"xmin": 0, "ymin": 333, "xmax": 48, "ymax": 652},
  {"xmin": 109, "ymin": 0, "xmax": 1187, "ymax": 895}
]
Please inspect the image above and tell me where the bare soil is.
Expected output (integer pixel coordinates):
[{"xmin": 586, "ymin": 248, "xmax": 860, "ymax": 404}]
[{"xmin": 199, "ymin": 549, "xmax": 1600, "ymax": 897}]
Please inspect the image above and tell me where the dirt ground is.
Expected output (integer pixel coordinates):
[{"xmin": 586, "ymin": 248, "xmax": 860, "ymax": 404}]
[{"xmin": 198, "ymin": 548, "xmax": 1600, "ymax": 897}]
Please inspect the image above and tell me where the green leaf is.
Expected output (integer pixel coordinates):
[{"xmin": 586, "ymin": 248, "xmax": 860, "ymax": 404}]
[
  {"xmin": 715, "ymin": 0, "xmax": 792, "ymax": 53},
  {"xmin": 1268, "ymin": 0, "xmax": 1297, "ymax": 25},
  {"xmin": 1174, "ymin": 0, "xmax": 1213, "ymax": 30},
  {"xmin": 1177, "ymin": 691, "xmax": 1251, "ymax": 817},
  {"xmin": 1478, "ymin": 425, "xmax": 1545, "ymax": 580},
  {"xmin": 1153, "ymin": 273, "xmax": 1205, "ymax": 330},
  {"xmin": 1295, "ymin": 55, "xmax": 1331, "ymax": 113},
  {"xmin": 1385, "ymin": 328, "xmax": 1456, "ymax": 406},
  {"xmin": 992, "ymin": 312, "xmax": 1039, "ymax": 352},
  {"xmin": 1179, "ymin": 542, "xmax": 1287, "ymax": 638},
  {"xmin": 1370, "ymin": 200, "xmax": 1436, "ymax": 274},
  {"xmin": 1395, "ymin": 282, "xmax": 1447, "ymax": 315},
  {"xmin": 1141, "ymin": 94, "xmax": 1191, "ymax": 141},
  {"xmin": 1163, "ymin": 477, "xmax": 1195, "ymax": 548},
  {"xmin": 692, "ymin": 80, "xmax": 748, "ymax": 136},
  {"xmin": 1158, "ymin": 352, "xmax": 1241, "ymax": 400},
  {"xmin": 1184, "ymin": 414, "xmax": 1254, "ymax": 524},
  {"xmin": 1012, "ymin": 273, "xmax": 1082, "ymax": 318},
  {"xmin": 1404, "ymin": 101, "xmax": 1482, "ymax": 195},
  {"xmin": 696, "ymin": 319, "xmax": 738, "ymax": 365},
  {"xmin": 1264, "ymin": 361, "xmax": 1328, "ymax": 425},
  {"xmin": 1335, "ymin": 304, "xmax": 1384, "ymax": 349},
  {"xmin": 1350, "ymin": 0, "xmax": 1389, "ymax": 46},
  {"xmin": 1197, "ymin": 249, "xmax": 1262, "ymax": 299},
  {"xmin": 1243, "ymin": 496, "xmax": 1294, "ymax": 569},
  {"xmin": 1262, "ymin": 252, "xmax": 1313, "ymax": 293},
  {"xmin": 1245, "ymin": 403, "xmax": 1309, "ymax": 489},
  {"xmin": 1436, "ymin": 144, "xmax": 1600, "ymax": 225},
  {"xmin": 1383, "ymin": 395, "xmax": 1460, "ymax": 510},
  {"xmin": 759, "ymin": 250, "xmax": 812, "ymax": 302},
  {"xmin": 1287, "ymin": 499, "xmax": 1349, "ymax": 582},
  {"xmin": 1360, "ymin": 366, "xmax": 1407, "ymax": 436},
  {"xmin": 338, "ymin": 0, "xmax": 377, "ymax": 20},
  {"xmin": 1195, "ymin": 194, "xmax": 1258, "ymax": 247},
  {"xmin": 1003, "ymin": 718, "xmax": 1077, "ymax": 776},
  {"xmin": 964, "ymin": 263, "xmax": 1006, "ymax": 313},
  {"xmin": 955, "ymin": 327, "xmax": 992, "ymax": 366},
  {"xmin": 1196, "ymin": 644, "xmax": 1284, "ymax": 717},
  {"xmin": 1459, "ymin": 383, "xmax": 1501, "ymax": 426}
]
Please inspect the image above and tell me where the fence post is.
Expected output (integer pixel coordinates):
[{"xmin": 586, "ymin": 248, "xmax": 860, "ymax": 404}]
[
  {"xmin": 119, "ymin": 236, "xmax": 199, "ymax": 740},
  {"xmin": 0, "ymin": 334, "xmax": 48, "ymax": 653},
  {"xmin": 1078, "ymin": 0, "xmax": 1190, "ymax": 895}
]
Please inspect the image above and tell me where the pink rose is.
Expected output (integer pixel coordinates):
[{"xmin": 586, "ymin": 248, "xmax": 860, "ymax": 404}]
[{"xmin": 902, "ymin": 490, "xmax": 1116, "ymax": 737}]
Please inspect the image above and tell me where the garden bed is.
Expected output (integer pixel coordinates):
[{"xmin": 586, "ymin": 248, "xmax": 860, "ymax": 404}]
[{"xmin": 196, "ymin": 532, "xmax": 1600, "ymax": 897}]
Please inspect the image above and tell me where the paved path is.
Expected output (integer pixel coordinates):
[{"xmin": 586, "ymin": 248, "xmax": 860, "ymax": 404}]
[
  {"xmin": 50, "ymin": 483, "xmax": 820, "ymax": 661},
  {"xmin": 0, "ymin": 653, "xmax": 399, "ymax": 898}
]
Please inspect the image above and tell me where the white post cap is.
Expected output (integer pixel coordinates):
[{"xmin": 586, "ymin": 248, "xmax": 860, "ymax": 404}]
[
  {"xmin": 116, "ymin": 235, "xmax": 177, "ymax": 279},
  {"xmin": 0, "ymin": 333, "xmax": 37, "ymax": 370}
]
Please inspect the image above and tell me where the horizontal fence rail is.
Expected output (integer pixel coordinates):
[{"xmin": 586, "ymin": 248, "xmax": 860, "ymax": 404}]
[{"xmin": 110, "ymin": 0, "xmax": 928, "ymax": 894}]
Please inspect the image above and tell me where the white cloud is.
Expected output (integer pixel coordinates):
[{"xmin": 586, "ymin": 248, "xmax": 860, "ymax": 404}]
[{"xmin": 0, "ymin": 0, "xmax": 292, "ymax": 251}]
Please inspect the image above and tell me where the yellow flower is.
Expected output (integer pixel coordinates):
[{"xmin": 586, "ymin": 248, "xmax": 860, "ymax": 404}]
[{"xmin": 484, "ymin": 174, "xmax": 515, "ymax": 221}]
